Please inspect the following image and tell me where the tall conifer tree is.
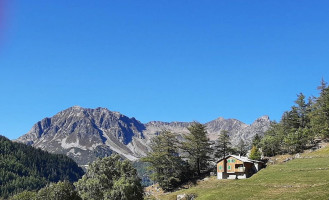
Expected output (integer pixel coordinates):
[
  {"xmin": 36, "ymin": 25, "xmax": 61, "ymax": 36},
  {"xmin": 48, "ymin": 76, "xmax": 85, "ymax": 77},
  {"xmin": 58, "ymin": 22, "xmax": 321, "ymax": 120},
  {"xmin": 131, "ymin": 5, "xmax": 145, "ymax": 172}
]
[
  {"xmin": 181, "ymin": 122, "xmax": 212, "ymax": 176},
  {"xmin": 311, "ymin": 80, "xmax": 329, "ymax": 138},
  {"xmin": 214, "ymin": 130, "xmax": 233, "ymax": 160},
  {"xmin": 142, "ymin": 131, "xmax": 187, "ymax": 191}
]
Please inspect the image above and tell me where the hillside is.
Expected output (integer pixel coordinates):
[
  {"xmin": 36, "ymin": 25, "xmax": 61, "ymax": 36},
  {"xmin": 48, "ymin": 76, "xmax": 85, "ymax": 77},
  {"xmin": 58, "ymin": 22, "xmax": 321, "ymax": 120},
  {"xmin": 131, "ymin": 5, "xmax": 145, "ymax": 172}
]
[
  {"xmin": 16, "ymin": 106, "xmax": 270, "ymax": 166},
  {"xmin": 157, "ymin": 143, "xmax": 329, "ymax": 200},
  {"xmin": 0, "ymin": 135, "xmax": 84, "ymax": 199}
]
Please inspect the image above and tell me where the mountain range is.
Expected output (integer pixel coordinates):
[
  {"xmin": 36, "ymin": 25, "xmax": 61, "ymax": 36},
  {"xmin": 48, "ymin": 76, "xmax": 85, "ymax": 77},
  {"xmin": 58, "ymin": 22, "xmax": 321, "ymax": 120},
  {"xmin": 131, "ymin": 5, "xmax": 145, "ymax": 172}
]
[{"xmin": 16, "ymin": 106, "xmax": 271, "ymax": 165}]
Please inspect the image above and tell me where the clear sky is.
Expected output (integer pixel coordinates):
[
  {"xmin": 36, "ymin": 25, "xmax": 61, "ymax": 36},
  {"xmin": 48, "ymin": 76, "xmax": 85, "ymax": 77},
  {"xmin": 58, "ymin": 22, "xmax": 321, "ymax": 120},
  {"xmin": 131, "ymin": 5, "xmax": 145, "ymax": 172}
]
[{"xmin": 1, "ymin": 0, "xmax": 329, "ymax": 140}]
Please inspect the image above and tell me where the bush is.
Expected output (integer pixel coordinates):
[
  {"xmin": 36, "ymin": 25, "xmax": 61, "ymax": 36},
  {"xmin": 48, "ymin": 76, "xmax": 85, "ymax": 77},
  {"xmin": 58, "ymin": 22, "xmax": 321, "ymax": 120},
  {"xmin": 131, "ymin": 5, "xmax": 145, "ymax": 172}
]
[{"xmin": 75, "ymin": 155, "xmax": 143, "ymax": 200}]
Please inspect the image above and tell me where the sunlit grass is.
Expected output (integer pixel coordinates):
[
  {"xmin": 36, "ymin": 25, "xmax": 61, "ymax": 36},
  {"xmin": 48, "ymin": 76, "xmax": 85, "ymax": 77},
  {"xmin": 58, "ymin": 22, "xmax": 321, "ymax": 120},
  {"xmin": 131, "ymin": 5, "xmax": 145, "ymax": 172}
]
[{"xmin": 159, "ymin": 143, "xmax": 329, "ymax": 200}]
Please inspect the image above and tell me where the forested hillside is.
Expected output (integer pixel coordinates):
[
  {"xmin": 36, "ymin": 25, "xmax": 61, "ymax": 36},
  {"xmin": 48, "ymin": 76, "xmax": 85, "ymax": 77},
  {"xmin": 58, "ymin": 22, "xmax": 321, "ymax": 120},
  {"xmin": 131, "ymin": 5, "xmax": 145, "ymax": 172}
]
[
  {"xmin": 0, "ymin": 136, "xmax": 84, "ymax": 199},
  {"xmin": 258, "ymin": 79, "xmax": 329, "ymax": 157}
]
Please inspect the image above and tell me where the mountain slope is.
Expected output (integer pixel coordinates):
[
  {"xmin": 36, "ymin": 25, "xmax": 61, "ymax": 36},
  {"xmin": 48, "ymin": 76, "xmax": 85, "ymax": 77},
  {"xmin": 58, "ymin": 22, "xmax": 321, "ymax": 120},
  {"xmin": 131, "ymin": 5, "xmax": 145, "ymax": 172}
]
[
  {"xmin": 17, "ymin": 106, "xmax": 148, "ymax": 165},
  {"xmin": 158, "ymin": 143, "xmax": 329, "ymax": 200},
  {"xmin": 17, "ymin": 106, "xmax": 270, "ymax": 165},
  {"xmin": 0, "ymin": 135, "xmax": 84, "ymax": 199},
  {"xmin": 207, "ymin": 115, "xmax": 271, "ymax": 144}
]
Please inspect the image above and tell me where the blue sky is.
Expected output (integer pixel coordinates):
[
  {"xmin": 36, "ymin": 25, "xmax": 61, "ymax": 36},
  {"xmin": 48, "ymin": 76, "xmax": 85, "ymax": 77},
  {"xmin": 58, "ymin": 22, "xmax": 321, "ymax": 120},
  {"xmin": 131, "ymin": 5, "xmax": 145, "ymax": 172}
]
[{"xmin": 1, "ymin": 0, "xmax": 329, "ymax": 139}]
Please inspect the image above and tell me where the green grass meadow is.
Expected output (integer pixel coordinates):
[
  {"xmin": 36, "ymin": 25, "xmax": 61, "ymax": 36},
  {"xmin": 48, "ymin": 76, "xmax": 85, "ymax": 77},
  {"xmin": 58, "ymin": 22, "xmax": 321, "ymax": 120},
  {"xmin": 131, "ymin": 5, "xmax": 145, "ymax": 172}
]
[{"xmin": 159, "ymin": 145, "xmax": 329, "ymax": 200}]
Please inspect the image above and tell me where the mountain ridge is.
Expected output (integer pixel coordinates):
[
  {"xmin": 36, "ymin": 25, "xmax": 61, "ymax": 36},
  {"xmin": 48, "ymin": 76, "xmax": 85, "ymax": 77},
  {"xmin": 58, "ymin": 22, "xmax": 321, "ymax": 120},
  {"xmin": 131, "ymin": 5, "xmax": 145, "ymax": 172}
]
[{"xmin": 16, "ymin": 106, "xmax": 271, "ymax": 165}]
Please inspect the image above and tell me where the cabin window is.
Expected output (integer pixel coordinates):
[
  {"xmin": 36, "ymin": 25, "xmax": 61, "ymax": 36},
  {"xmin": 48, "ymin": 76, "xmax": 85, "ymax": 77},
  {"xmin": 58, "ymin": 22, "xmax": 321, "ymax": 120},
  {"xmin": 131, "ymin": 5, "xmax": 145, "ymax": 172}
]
[
  {"xmin": 228, "ymin": 159, "xmax": 230, "ymax": 163},
  {"xmin": 232, "ymin": 159, "xmax": 235, "ymax": 163},
  {"xmin": 228, "ymin": 166, "xmax": 231, "ymax": 170},
  {"xmin": 235, "ymin": 164, "xmax": 243, "ymax": 168},
  {"xmin": 235, "ymin": 164, "xmax": 244, "ymax": 172},
  {"xmin": 219, "ymin": 166, "xmax": 222, "ymax": 170}
]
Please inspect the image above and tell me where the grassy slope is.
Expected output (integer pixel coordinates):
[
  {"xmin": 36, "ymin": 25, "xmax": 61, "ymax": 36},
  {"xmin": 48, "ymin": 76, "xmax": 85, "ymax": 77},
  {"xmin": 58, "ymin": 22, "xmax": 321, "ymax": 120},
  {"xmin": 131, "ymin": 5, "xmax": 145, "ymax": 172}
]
[{"xmin": 159, "ymin": 144, "xmax": 329, "ymax": 200}]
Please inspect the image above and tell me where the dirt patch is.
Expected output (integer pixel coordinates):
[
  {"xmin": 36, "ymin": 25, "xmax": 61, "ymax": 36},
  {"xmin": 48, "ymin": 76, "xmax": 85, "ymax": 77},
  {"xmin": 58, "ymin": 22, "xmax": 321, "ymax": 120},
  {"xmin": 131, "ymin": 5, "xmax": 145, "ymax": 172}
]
[
  {"xmin": 145, "ymin": 184, "xmax": 165, "ymax": 199},
  {"xmin": 266, "ymin": 142, "xmax": 329, "ymax": 165}
]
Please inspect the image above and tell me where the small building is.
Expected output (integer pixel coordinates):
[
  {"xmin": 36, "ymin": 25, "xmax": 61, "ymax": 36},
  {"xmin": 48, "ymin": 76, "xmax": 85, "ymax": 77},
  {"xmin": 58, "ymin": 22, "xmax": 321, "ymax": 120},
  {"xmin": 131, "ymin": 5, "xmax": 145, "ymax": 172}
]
[{"xmin": 217, "ymin": 155, "xmax": 264, "ymax": 179}]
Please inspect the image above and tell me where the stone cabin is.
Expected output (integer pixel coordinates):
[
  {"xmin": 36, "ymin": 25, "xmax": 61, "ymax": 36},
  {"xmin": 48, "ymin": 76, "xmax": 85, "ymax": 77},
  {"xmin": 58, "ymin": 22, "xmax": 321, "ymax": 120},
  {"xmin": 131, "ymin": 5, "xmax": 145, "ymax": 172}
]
[{"xmin": 217, "ymin": 155, "xmax": 264, "ymax": 179}]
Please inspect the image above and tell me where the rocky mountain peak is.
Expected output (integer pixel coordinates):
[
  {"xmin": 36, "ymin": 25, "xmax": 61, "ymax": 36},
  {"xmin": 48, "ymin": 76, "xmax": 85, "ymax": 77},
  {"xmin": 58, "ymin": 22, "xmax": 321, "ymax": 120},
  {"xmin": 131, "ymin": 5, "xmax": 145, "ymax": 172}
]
[
  {"xmin": 253, "ymin": 115, "xmax": 270, "ymax": 124},
  {"xmin": 17, "ymin": 106, "xmax": 148, "ymax": 164}
]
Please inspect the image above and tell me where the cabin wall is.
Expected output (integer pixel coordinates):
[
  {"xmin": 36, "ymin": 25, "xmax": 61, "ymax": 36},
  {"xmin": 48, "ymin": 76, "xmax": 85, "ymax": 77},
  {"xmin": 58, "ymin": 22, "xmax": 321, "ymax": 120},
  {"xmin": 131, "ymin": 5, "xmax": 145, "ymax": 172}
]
[
  {"xmin": 217, "ymin": 172, "xmax": 228, "ymax": 179},
  {"xmin": 227, "ymin": 173, "xmax": 246, "ymax": 179},
  {"xmin": 217, "ymin": 161, "xmax": 225, "ymax": 173},
  {"xmin": 226, "ymin": 156, "xmax": 243, "ymax": 173},
  {"xmin": 218, "ymin": 172, "xmax": 247, "ymax": 180}
]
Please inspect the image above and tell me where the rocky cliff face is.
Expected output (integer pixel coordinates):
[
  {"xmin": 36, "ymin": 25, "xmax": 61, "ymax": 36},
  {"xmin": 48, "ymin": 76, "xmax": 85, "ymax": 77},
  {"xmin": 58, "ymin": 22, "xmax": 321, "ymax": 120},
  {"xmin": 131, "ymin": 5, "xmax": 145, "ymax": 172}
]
[
  {"xmin": 206, "ymin": 115, "xmax": 271, "ymax": 145},
  {"xmin": 17, "ymin": 106, "xmax": 271, "ymax": 165}
]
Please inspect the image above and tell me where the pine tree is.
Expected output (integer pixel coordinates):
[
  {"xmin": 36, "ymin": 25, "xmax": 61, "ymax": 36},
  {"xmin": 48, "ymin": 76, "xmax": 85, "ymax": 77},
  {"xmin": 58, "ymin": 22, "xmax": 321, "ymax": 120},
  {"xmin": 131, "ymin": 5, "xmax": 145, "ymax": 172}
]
[
  {"xmin": 259, "ymin": 122, "xmax": 284, "ymax": 156},
  {"xmin": 181, "ymin": 122, "xmax": 212, "ymax": 176},
  {"xmin": 317, "ymin": 77, "xmax": 327, "ymax": 92},
  {"xmin": 141, "ymin": 131, "xmax": 187, "ymax": 191},
  {"xmin": 214, "ymin": 130, "xmax": 233, "ymax": 159},
  {"xmin": 294, "ymin": 93, "xmax": 310, "ymax": 128},
  {"xmin": 311, "ymin": 80, "xmax": 329, "ymax": 138},
  {"xmin": 237, "ymin": 139, "xmax": 248, "ymax": 156},
  {"xmin": 279, "ymin": 93, "xmax": 312, "ymax": 153},
  {"xmin": 252, "ymin": 134, "xmax": 261, "ymax": 148}
]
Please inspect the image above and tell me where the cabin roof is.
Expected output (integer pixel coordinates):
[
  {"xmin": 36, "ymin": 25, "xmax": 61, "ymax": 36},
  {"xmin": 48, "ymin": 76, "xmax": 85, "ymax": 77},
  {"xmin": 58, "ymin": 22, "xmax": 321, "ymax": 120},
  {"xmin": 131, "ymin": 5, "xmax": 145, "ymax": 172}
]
[{"xmin": 217, "ymin": 155, "xmax": 263, "ymax": 164}]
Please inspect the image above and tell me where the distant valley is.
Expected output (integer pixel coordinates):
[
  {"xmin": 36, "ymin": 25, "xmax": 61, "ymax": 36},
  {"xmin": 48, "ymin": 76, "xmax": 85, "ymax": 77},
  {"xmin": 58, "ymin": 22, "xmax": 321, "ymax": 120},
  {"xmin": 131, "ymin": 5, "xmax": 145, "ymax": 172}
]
[{"xmin": 16, "ymin": 106, "xmax": 271, "ymax": 165}]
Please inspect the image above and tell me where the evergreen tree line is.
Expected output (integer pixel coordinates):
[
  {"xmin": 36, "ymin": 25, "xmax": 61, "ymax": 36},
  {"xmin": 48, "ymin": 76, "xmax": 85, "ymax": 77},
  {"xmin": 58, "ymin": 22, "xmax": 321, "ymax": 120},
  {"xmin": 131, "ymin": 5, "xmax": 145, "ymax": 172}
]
[
  {"xmin": 0, "ymin": 136, "xmax": 84, "ymax": 199},
  {"xmin": 258, "ymin": 79, "xmax": 329, "ymax": 157},
  {"xmin": 142, "ymin": 123, "xmax": 246, "ymax": 191}
]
